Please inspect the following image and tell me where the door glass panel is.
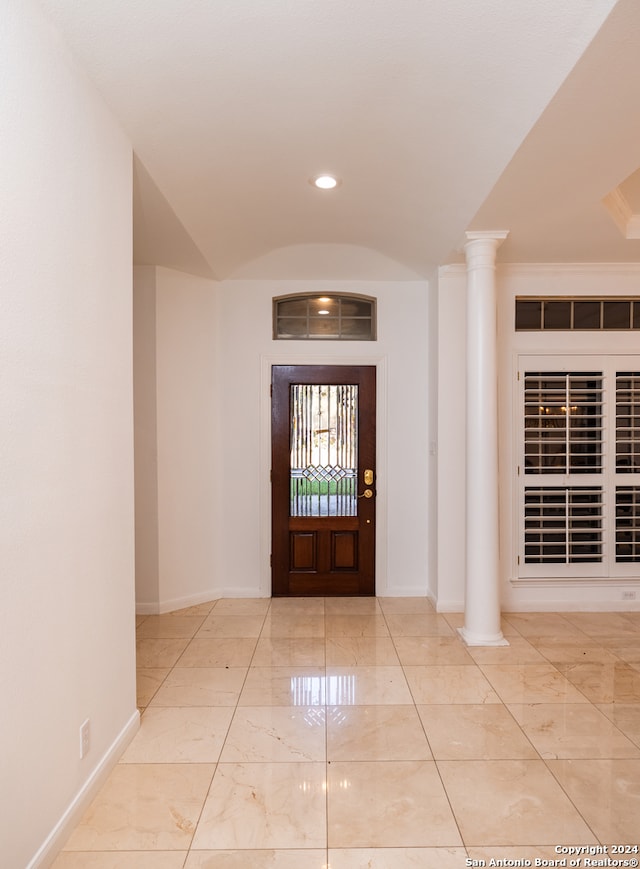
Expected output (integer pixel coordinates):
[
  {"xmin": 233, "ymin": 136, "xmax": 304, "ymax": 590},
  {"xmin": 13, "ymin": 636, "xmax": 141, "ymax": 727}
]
[{"xmin": 290, "ymin": 384, "xmax": 358, "ymax": 516}]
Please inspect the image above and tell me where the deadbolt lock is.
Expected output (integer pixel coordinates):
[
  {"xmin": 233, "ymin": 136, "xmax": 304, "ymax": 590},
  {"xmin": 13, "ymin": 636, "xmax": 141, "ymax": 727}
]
[{"xmin": 364, "ymin": 469, "xmax": 374, "ymax": 485}]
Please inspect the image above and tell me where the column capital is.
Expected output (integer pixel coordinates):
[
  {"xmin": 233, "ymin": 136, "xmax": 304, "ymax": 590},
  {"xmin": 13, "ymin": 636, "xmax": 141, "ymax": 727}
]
[
  {"xmin": 464, "ymin": 230, "xmax": 509, "ymax": 269},
  {"xmin": 465, "ymin": 230, "xmax": 510, "ymax": 244}
]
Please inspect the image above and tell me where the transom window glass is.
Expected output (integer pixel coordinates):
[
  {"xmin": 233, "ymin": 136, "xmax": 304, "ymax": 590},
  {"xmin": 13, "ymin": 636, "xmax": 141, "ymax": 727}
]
[
  {"xmin": 516, "ymin": 297, "xmax": 640, "ymax": 331},
  {"xmin": 273, "ymin": 293, "xmax": 376, "ymax": 340}
]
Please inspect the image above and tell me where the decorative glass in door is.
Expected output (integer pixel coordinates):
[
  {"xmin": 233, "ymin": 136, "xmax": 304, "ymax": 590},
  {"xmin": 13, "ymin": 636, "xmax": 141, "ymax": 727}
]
[{"xmin": 289, "ymin": 384, "xmax": 358, "ymax": 517}]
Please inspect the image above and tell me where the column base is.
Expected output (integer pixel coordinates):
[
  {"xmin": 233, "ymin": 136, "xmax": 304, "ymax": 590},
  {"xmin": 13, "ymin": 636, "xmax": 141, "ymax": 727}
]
[{"xmin": 458, "ymin": 626, "xmax": 509, "ymax": 647}]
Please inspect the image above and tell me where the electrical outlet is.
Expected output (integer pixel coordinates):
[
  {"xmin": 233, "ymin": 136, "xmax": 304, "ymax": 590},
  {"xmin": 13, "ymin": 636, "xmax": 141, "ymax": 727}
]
[
  {"xmin": 622, "ymin": 590, "xmax": 637, "ymax": 601},
  {"xmin": 80, "ymin": 719, "xmax": 90, "ymax": 758}
]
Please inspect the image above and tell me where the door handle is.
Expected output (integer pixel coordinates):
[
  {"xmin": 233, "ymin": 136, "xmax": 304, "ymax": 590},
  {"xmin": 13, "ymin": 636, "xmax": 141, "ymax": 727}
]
[{"xmin": 358, "ymin": 488, "xmax": 374, "ymax": 499}]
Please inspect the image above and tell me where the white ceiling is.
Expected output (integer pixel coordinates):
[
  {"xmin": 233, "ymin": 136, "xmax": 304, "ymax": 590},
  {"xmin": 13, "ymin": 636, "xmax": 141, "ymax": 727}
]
[{"xmin": 37, "ymin": 0, "xmax": 640, "ymax": 279}]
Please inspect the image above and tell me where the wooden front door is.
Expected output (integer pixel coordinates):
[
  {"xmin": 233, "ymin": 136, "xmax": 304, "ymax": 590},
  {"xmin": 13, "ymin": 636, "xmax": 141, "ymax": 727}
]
[{"xmin": 271, "ymin": 365, "xmax": 376, "ymax": 596}]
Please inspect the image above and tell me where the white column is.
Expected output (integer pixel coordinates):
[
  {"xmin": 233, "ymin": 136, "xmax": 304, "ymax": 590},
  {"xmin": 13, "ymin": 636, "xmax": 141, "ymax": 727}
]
[{"xmin": 459, "ymin": 230, "xmax": 509, "ymax": 646}]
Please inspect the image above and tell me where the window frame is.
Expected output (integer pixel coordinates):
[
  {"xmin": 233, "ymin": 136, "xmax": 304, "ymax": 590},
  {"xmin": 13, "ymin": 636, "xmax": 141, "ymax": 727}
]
[
  {"xmin": 273, "ymin": 293, "xmax": 377, "ymax": 341},
  {"xmin": 516, "ymin": 355, "xmax": 640, "ymax": 580}
]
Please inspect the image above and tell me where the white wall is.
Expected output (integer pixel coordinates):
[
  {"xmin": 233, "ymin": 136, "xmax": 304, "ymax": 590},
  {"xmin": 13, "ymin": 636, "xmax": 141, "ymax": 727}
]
[
  {"xmin": 134, "ymin": 274, "xmax": 431, "ymax": 609},
  {"xmin": 217, "ymin": 279, "xmax": 431, "ymax": 599},
  {"xmin": 155, "ymin": 268, "xmax": 219, "ymax": 610},
  {"xmin": 0, "ymin": 2, "xmax": 137, "ymax": 866},
  {"xmin": 134, "ymin": 266, "xmax": 220, "ymax": 613},
  {"xmin": 426, "ymin": 268, "xmax": 441, "ymax": 603},
  {"xmin": 437, "ymin": 262, "xmax": 640, "ymax": 614},
  {"xmin": 436, "ymin": 267, "xmax": 468, "ymax": 611},
  {"xmin": 133, "ymin": 266, "xmax": 160, "ymax": 608}
]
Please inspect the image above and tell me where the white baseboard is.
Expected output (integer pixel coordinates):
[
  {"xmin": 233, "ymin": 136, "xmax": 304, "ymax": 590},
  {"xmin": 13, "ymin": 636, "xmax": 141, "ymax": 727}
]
[
  {"xmin": 216, "ymin": 586, "xmax": 269, "ymax": 600},
  {"xmin": 136, "ymin": 589, "xmax": 221, "ymax": 615},
  {"xmin": 378, "ymin": 587, "xmax": 429, "ymax": 598},
  {"xmin": 434, "ymin": 599, "xmax": 465, "ymax": 613},
  {"xmin": 501, "ymin": 600, "xmax": 640, "ymax": 613},
  {"xmin": 28, "ymin": 709, "xmax": 140, "ymax": 869}
]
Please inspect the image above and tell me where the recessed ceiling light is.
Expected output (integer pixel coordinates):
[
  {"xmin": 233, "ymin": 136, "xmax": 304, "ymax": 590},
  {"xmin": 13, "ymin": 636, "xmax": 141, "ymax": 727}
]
[
  {"xmin": 311, "ymin": 174, "xmax": 339, "ymax": 190},
  {"xmin": 318, "ymin": 309, "xmax": 330, "ymax": 315}
]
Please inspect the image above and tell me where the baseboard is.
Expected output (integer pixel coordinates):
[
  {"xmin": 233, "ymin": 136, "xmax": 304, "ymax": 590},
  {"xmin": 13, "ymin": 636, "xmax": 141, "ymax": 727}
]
[
  {"xmin": 378, "ymin": 587, "xmax": 429, "ymax": 598},
  {"xmin": 501, "ymin": 600, "xmax": 640, "ymax": 613},
  {"xmin": 28, "ymin": 708, "xmax": 140, "ymax": 869},
  {"xmin": 136, "ymin": 589, "xmax": 222, "ymax": 615},
  {"xmin": 434, "ymin": 599, "xmax": 465, "ymax": 613},
  {"xmin": 216, "ymin": 586, "xmax": 269, "ymax": 600}
]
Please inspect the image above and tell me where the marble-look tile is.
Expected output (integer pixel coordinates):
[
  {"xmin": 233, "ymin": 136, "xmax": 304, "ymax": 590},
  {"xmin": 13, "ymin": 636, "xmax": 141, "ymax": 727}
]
[
  {"xmin": 563, "ymin": 611, "xmax": 640, "ymax": 637},
  {"xmin": 546, "ymin": 758, "xmax": 640, "ymax": 842},
  {"xmin": 596, "ymin": 703, "xmax": 640, "ymax": 746},
  {"xmin": 326, "ymin": 636, "xmax": 400, "ymax": 666},
  {"xmin": 53, "ymin": 854, "xmax": 187, "ymax": 868},
  {"xmin": 377, "ymin": 597, "xmax": 435, "ymax": 614},
  {"xmin": 136, "ymin": 668, "xmax": 170, "ymax": 708},
  {"xmin": 168, "ymin": 601, "xmax": 217, "ymax": 617},
  {"xmin": 136, "ymin": 615, "xmax": 205, "ymax": 639},
  {"xmin": 239, "ymin": 667, "xmax": 327, "ymax": 706},
  {"xmin": 212, "ymin": 598, "xmax": 270, "ymax": 614},
  {"xmin": 121, "ymin": 707, "xmax": 234, "ymax": 763},
  {"xmin": 324, "ymin": 596, "xmax": 382, "ymax": 614},
  {"xmin": 555, "ymin": 661, "xmax": 640, "ymax": 703},
  {"xmin": 184, "ymin": 851, "xmax": 327, "ymax": 868},
  {"xmin": 438, "ymin": 759, "xmax": 597, "ymax": 846},
  {"xmin": 478, "ymin": 664, "xmax": 590, "ymax": 704},
  {"xmin": 148, "ymin": 667, "xmax": 247, "ymax": 706},
  {"xmin": 328, "ymin": 848, "xmax": 467, "ymax": 869},
  {"xmin": 384, "ymin": 613, "xmax": 455, "ymax": 638},
  {"xmin": 533, "ymin": 641, "xmax": 619, "ymax": 664},
  {"xmin": 508, "ymin": 703, "xmax": 640, "ymax": 759},
  {"xmin": 467, "ymin": 848, "xmax": 573, "ymax": 867},
  {"xmin": 404, "ymin": 666, "xmax": 500, "ymax": 704},
  {"xmin": 220, "ymin": 706, "xmax": 326, "ymax": 762},
  {"xmin": 441, "ymin": 612, "xmax": 464, "ymax": 630},
  {"xmin": 260, "ymin": 614, "xmax": 326, "ymax": 638},
  {"xmin": 327, "ymin": 705, "xmax": 432, "ymax": 761},
  {"xmin": 325, "ymin": 613, "xmax": 390, "ymax": 637},
  {"xmin": 251, "ymin": 637, "xmax": 325, "ymax": 667},
  {"xmin": 417, "ymin": 704, "xmax": 538, "ymax": 760},
  {"xmin": 393, "ymin": 636, "xmax": 475, "ymax": 666},
  {"xmin": 192, "ymin": 762, "xmax": 327, "ymax": 849},
  {"xmin": 196, "ymin": 614, "xmax": 265, "ymax": 638},
  {"xmin": 585, "ymin": 632, "xmax": 640, "ymax": 648},
  {"xmin": 609, "ymin": 643, "xmax": 640, "ymax": 663},
  {"xmin": 269, "ymin": 597, "xmax": 325, "ymax": 615},
  {"xmin": 327, "ymin": 760, "xmax": 462, "ymax": 847},
  {"xmin": 63, "ymin": 764, "xmax": 214, "ymax": 851},
  {"xmin": 466, "ymin": 636, "xmax": 547, "ymax": 665},
  {"xmin": 498, "ymin": 618, "xmax": 535, "ymax": 637},
  {"xmin": 136, "ymin": 638, "xmax": 190, "ymax": 669},
  {"xmin": 325, "ymin": 666, "xmax": 414, "ymax": 705},
  {"xmin": 503, "ymin": 613, "xmax": 588, "ymax": 639},
  {"xmin": 176, "ymin": 638, "xmax": 257, "ymax": 667}
]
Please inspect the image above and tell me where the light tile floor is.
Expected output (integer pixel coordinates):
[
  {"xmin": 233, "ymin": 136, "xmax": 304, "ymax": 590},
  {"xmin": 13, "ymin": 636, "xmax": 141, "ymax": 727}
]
[{"xmin": 53, "ymin": 598, "xmax": 640, "ymax": 868}]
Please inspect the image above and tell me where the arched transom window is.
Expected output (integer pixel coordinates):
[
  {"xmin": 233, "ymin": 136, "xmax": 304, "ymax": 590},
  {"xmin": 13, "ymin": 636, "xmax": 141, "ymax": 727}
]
[{"xmin": 273, "ymin": 293, "xmax": 376, "ymax": 341}]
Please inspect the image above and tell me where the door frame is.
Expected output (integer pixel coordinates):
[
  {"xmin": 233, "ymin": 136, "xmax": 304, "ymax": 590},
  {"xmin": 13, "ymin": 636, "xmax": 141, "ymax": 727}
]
[{"xmin": 259, "ymin": 353, "xmax": 388, "ymax": 597}]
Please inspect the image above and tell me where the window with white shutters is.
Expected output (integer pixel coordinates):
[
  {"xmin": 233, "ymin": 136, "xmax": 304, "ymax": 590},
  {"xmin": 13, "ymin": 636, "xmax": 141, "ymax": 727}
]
[
  {"xmin": 524, "ymin": 372, "xmax": 603, "ymax": 475},
  {"xmin": 518, "ymin": 359, "xmax": 640, "ymax": 579}
]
